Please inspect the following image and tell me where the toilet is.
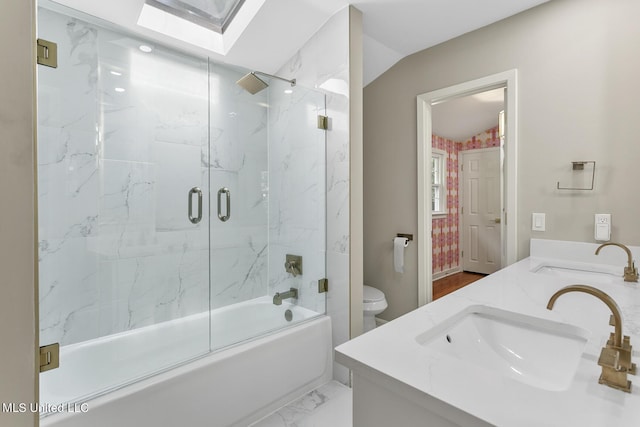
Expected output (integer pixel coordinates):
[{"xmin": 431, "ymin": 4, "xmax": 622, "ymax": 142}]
[{"xmin": 363, "ymin": 285, "xmax": 388, "ymax": 332}]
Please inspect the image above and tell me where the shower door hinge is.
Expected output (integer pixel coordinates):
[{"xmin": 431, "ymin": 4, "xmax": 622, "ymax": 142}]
[
  {"xmin": 37, "ymin": 39, "xmax": 58, "ymax": 68},
  {"xmin": 318, "ymin": 278, "xmax": 328, "ymax": 293},
  {"xmin": 317, "ymin": 115, "xmax": 329, "ymax": 130},
  {"xmin": 39, "ymin": 343, "xmax": 59, "ymax": 372}
]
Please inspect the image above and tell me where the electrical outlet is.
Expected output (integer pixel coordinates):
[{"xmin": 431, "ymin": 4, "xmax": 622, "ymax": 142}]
[{"xmin": 595, "ymin": 214, "xmax": 611, "ymax": 241}]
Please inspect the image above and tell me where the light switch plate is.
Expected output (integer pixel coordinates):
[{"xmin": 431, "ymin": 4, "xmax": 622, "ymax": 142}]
[{"xmin": 532, "ymin": 213, "xmax": 546, "ymax": 232}]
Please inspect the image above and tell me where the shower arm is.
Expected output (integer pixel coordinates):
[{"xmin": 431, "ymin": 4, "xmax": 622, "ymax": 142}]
[{"xmin": 253, "ymin": 71, "xmax": 296, "ymax": 87}]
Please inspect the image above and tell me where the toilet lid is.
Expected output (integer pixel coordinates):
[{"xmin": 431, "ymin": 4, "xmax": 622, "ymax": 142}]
[{"xmin": 363, "ymin": 285, "xmax": 384, "ymax": 303}]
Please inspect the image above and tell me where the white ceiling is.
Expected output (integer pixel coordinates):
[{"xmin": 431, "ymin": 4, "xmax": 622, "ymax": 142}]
[
  {"xmin": 432, "ymin": 88, "xmax": 505, "ymax": 142},
  {"xmin": 49, "ymin": 0, "xmax": 549, "ymax": 86}
]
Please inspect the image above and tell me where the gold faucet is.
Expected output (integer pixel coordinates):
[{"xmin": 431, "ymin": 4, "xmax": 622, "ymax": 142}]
[
  {"xmin": 547, "ymin": 284, "xmax": 636, "ymax": 392},
  {"xmin": 595, "ymin": 242, "xmax": 639, "ymax": 282}
]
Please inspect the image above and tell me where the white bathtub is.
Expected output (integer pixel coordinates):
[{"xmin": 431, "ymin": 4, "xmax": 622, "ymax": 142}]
[{"xmin": 41, "ymin": 297, "xmax": 332, "ymax": 427}]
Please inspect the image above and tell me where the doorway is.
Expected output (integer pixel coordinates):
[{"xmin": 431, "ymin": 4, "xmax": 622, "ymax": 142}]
[
  {"xmin": 430, "ymin": 89, "xmax": 503, "ymax": 280},
  {"xmin": 416, "ymin": 70, "xmax": 518, "ymax": 306}
]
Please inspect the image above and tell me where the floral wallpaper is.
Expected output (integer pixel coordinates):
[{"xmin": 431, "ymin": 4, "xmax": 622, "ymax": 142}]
[{"xmin": 432, "ymin": 125, "xmax": 499, "ymax": 276}]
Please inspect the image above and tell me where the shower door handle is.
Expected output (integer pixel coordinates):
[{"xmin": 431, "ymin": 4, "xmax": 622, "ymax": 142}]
[
  {"xmin": 188, "ymin": 187, "xmax": 203, "ymax": 224},
  {"xmin": 217, "ymin": 187, "xmax": 231, "ymax": 222}
]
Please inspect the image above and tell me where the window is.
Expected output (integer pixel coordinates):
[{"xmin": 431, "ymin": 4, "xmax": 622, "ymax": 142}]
[{"xmin": 432, "ymin": 149, "xmax": 447, "ymax": 216}]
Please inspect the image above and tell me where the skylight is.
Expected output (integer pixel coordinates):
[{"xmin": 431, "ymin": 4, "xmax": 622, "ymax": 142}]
[
  {"xmin": 144, "ymin": 0, "xmax": 245, "ymax": 34},
  {"xmin": 137, "ymin": 0, "xmax": 265, "ymax": 55}
]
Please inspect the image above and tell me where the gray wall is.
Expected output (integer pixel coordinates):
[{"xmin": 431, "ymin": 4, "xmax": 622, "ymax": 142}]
[
  {"xmin": 0, "ymin": 0, "xmax": 38, "ymax": 426},
  {"xmin": 364, "ymin": 0, "xmax": 640, "ymax": 321}
]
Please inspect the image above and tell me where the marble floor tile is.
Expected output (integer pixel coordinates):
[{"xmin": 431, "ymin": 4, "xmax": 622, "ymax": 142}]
[{"xmin": 250, "ymin": 381, "xmax": 352, "ymax": 427}]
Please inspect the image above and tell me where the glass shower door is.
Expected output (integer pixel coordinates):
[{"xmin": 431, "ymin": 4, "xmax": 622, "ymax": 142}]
[
  {"xmin": 267, "ymin": 79, "xmax": 327, "ymax": 318},
  {"xmin": 207, "ymin": 64, "xmax": 327, "ymax": 350},
  {"xmin": 207, "ymin": 63, "xmax": 271, "ymax": 350},
  {"xmin": 37, "ymin": 5, "xmax": 210, "ymax": 409}
]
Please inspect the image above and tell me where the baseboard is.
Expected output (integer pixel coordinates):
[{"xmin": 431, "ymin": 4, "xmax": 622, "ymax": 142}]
[{"xmin": 432, "ymin": 267, "xmax": 462, "ymax": 281}]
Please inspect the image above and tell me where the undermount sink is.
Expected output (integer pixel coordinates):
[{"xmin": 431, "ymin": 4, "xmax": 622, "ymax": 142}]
[
  {"xmin": 531, "ymin": 261, "xmax": 620, "ymax": 284},
  {"xmin": 416, "ymin": 305, "xmax": 590, "ymax": 391}
]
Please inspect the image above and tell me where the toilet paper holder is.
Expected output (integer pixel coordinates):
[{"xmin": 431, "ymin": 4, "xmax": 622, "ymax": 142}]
[
  {"xmin": 395, "ymin": 233, "xmax": 413, "ymax": 243},
  {"xmin": 393, "ymin": 234, "xmax": 411, "ymax": 274}
]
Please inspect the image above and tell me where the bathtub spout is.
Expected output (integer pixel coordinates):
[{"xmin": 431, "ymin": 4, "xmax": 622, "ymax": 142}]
[{"xmin": 273, "ymin": 288, "xmax": 298, "ymax": 305}]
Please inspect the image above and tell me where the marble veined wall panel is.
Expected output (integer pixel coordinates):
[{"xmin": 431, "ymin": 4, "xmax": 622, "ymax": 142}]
[
  {"xmin": 276, "ymin": 7, "xmax": 351, "ymax": 383},
  {"xmin": 38, "ymin": 8, "xmax": 210, "ymax": 347},
  {"xmin": 268, "ymin": 81, "xmax": 327, "ymax": 314},
  {"xmin": 208, "ymin": 64, "xmax": 269, "ymax": 309},
  {"xmin": 38, "ymin": 9, "xmax": 100, "ymax": 346}
]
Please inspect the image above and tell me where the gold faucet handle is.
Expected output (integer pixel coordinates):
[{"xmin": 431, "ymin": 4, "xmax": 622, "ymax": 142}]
[
  {"xmin": 598, "ymin": 347, "xmax": 621, "ymax": 370},
  {"xmin": 605, "ymin": 335, "xmax": 636, "ymax": 374},
  {"xmin": 607, "ymin": 332, "xmax": 616, "ymax": 347},
  {"xmin": 623, "ymin": 265, "xmax": 639, "ymax": 282},
  {"xmin": 621, "ymin": 336, "xmax": 637, "ymax": 375}
]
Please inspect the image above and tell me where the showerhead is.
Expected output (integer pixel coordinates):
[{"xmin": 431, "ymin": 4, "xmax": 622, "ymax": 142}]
[
  {"xmin": 236, "ymin": 72, "xmax": 269, "ymax": 95},
  {"xmin": 236, "ymin": 71, "xmax": 296, "ymax": 95}
]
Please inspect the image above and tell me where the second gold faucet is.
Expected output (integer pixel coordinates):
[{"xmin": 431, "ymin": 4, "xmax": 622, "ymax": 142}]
[
  {"xmin": 547, "ymin": 284, "xmax": 636, "ymax": 392},
  {"xmin": 595, "ymin": 242, "xmax": 639, "ymax": 282}
]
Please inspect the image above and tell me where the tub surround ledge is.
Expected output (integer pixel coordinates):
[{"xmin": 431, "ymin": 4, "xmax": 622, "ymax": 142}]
[{"xmin": 336, "ymin": 239, "xmax": 640, "ymax": 427}]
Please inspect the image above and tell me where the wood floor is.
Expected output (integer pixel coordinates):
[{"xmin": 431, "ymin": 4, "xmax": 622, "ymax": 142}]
[{"xmin": 433, "ymin": 271, "xmax": 486, "ymax": 300}]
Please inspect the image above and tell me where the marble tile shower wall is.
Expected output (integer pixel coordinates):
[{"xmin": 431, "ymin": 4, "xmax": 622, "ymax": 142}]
[
  {"xmin": 37, "ymin": 8, "xmax": 269, "ymax": 347},
  {"xmin": 208, "ymin": 65, "xmax": 269, "ymax": 310},
  {"xmin": 276, "ymin": 8, "xmax": 351, "ymax": 383},
  {"xmin": 268, "ymin": 84, "xmax": 326, "ymax": 314}
]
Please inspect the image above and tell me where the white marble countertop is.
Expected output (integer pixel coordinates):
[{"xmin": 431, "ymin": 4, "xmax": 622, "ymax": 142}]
[{"xmin": 335, "ymin": 240, "xmax": 640, "ymax": 426}]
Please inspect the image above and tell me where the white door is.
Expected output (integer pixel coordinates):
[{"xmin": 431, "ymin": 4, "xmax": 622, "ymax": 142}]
[{"xmin": 460, "ymin": 149, "xmax": 501, "ymax": 274}]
